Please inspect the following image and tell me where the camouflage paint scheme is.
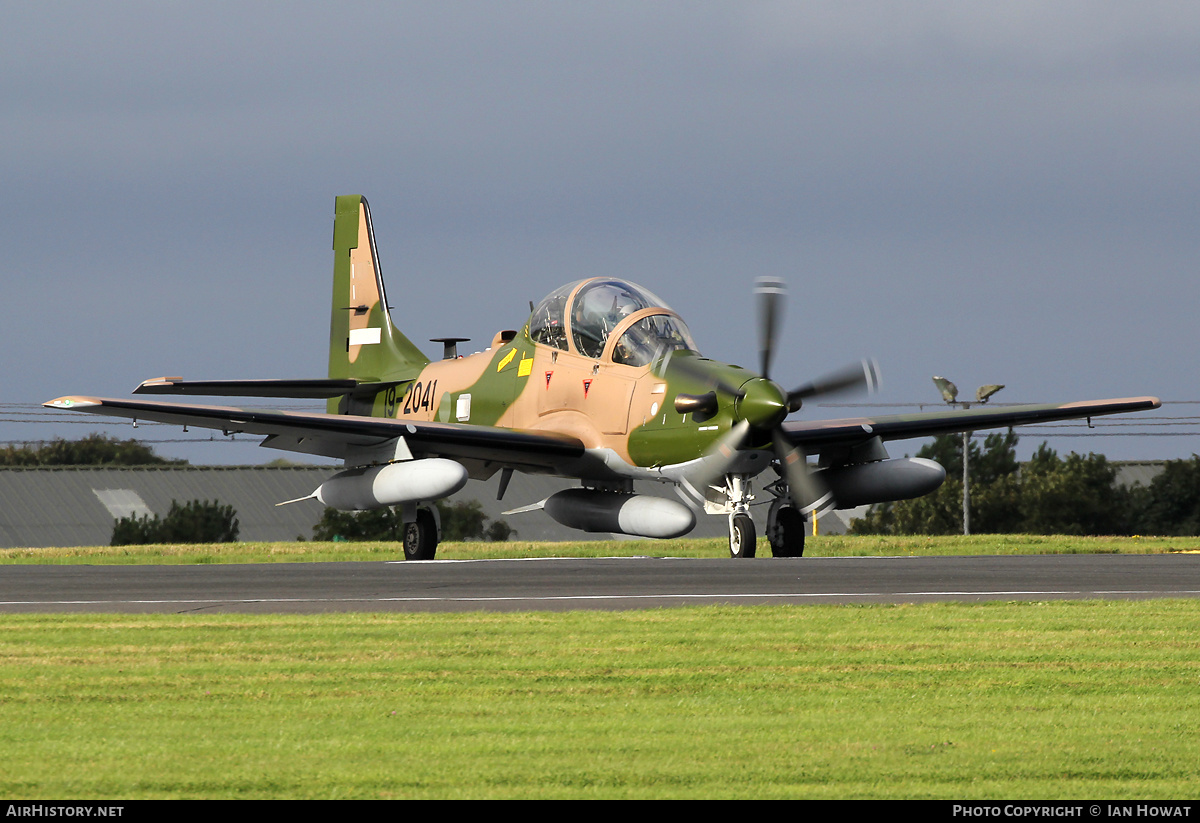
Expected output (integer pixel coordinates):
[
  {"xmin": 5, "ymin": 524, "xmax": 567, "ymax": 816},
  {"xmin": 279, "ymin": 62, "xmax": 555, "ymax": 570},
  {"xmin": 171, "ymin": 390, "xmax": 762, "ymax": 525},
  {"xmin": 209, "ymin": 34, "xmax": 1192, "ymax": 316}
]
[
  {"xmin": 46, "ymin": 195, "xmax": 1161, "ymax": 551},
  {"xmin": 314, "ymin": 196, "xmax": 1158, "ymax": 478},
  {"xmin": 323, "ymin": 195, "xmax": 759, "ymax": 475}
]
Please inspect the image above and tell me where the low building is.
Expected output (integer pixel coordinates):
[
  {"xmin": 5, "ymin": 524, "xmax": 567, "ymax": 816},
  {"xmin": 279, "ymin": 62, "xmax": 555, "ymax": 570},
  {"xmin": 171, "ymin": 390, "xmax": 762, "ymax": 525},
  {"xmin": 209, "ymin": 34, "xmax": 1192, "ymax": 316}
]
[
  {"xmin": 1, "ymin": 465, "xmax": 848, "ymax": 548},
  {"xmin": 4, "ymin": 460, "xmax": 1163, "ymax": 549}
]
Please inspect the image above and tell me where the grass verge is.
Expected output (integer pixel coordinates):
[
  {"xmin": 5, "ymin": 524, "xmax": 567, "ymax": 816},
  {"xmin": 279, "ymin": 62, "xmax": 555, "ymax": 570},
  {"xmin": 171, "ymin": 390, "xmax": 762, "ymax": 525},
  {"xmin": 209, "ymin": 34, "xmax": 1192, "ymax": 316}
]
[{"xmin": 2, "ymin": 601, "xmax": 1198, "ymax": 799}]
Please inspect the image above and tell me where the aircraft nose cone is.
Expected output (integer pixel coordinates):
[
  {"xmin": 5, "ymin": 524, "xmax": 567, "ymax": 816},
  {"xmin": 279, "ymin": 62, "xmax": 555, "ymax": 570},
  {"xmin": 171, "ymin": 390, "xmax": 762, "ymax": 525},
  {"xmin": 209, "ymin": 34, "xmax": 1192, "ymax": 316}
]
[{"xmin": 735, "ymin": 378, "xmax": 788, "ymax": 429}]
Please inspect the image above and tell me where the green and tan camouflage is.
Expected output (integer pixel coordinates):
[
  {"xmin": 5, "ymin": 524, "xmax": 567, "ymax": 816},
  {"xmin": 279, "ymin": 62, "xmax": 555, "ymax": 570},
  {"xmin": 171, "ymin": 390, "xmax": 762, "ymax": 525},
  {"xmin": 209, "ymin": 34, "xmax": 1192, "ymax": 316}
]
[
  {"xmin": 328, "ymin": 194, "xmax": 428, "ymax": 411},
  {"xmin": 46, "ymin": 195, "xmax": 1162, "ymax": 559}
]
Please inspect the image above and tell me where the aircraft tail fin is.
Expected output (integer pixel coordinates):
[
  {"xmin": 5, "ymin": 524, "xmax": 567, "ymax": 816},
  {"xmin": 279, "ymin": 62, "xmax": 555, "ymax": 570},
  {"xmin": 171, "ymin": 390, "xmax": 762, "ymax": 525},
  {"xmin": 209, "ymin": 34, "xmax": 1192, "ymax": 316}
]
[{"xmin": 328, "ymin": 195, "xmax": 429, "ymax": 410}]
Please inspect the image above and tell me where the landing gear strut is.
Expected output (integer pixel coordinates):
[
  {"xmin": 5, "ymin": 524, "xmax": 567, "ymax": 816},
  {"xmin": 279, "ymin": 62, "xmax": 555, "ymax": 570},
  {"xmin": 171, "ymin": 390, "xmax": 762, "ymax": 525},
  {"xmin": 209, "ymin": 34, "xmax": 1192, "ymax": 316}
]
[{"xmin": 715, "ymin": 471, "xmax": 805, "ymax": 558}]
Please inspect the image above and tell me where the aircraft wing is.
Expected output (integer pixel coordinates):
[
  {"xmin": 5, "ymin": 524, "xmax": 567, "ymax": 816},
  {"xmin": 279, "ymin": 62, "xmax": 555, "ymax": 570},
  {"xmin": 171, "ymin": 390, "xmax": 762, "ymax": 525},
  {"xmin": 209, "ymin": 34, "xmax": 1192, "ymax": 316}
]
[
  {"xmin": 783, "ymin": 396, "xmax": 1161, "ymax": 452},
  {"xmin": 44, "ymin": 394, "xmax": 1161, "ymax": 475},
  {"xmin": 43, "ymin": 396, "xmax": 586, "ymax": 473}
]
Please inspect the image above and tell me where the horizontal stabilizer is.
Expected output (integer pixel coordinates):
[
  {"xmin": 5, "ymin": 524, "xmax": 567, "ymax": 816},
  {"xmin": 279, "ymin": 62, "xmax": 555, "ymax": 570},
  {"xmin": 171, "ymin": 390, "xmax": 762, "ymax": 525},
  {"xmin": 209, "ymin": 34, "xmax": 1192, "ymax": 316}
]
[{"xmin": 134, "ymin": 377, "xmax": 404, "ymax": 399}]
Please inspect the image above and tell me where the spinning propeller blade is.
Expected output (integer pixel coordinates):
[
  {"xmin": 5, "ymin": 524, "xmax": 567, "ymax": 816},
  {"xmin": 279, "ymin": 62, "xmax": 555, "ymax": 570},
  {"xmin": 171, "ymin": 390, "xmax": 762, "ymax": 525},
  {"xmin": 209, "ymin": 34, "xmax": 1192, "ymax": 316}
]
[
  {"xmin": 787, "ymin": 359, "xmax": 880, "ymax": 410},
  {"xmin": 692, "ymin": 279, "xmax": 881, "ymax": 514},
  {"xmin": 756, "ymin": 276, "xmax": 785, "ymax": 381},
  {"xmin": 771, "ymin": 427, "xmax": 834, "ymax": 515},
  {"xmin": 669, "ymin": 279, "xmax": 878, "ymax": 514}
]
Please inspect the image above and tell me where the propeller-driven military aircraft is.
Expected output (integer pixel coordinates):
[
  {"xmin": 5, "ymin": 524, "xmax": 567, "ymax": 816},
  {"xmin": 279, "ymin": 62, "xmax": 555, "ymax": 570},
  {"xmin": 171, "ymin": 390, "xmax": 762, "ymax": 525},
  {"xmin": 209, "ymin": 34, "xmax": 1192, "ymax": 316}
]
[{"xmin": 46, "ymin": 195, "xmax": 1160, "ymax": 559}]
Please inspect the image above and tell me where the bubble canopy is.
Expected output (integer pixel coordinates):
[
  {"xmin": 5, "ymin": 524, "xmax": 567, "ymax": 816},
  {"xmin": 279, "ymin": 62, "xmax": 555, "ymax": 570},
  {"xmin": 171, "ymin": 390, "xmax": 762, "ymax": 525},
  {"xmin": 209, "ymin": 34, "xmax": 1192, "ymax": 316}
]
[{"xmin": 528, "ymin": 278, "xmax": 698, "ymax": 365}]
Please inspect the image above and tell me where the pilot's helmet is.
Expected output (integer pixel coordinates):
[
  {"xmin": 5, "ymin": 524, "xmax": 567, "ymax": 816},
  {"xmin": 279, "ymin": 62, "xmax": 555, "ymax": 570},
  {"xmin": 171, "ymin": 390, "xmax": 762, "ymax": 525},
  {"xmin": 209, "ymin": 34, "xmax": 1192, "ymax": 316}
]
[
  {"xmin": 611, "ymin": 292, "xmax": 639, "ymax": 319},
  {"xmin": 577, "ymin": 284, "xmax": 614, "ymax": 322}
]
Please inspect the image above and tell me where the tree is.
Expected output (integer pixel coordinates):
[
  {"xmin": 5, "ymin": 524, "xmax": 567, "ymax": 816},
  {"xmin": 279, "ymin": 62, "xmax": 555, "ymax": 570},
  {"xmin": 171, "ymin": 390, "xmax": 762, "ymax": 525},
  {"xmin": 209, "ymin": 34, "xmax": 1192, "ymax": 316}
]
[
  {"xmin": 110, "ymin": 513, "xmax": 161, "ymax": 545},
  {"xmin": 1, "ymin": 433, "xmax": 185, "ymax": 466},
  {"xmin": 111, "ymin": 499, "xmax": 239, "ymax": 545},
  {"xmin": 853, "ymin": 434, "xmax": 1137, "ymax": 536},
  {"xmin": 484, "ymin": 519, "xmax": 516, "ymax": 542},
  {"xmin": 1138, "ymin": 455, "xmax": 1200, "ymax": 535},
  {"xmin": 439, "ymin": 500, "xmax": 515, "ymax": 541},
  {"xmin": 437, "ymin": 500, "xmax": 490, "ymax": 541},
  {"xmin": 312, "ymin": 500, "xmax": 516, "ymax": 542},
  {"xmin": 312, "ymin": 507, "xmax": 405, "ymax": 541},
  {"xmin": 852, "ymin": 432, "xmax": 1022, "ymax": 535},
  {"xmin": 852, "ymin": 478, "xmax": 962, "ymax": 535},
  {"xmin": 1019, "ymin": 445, "xmax": 1132, "ymax": 535}
]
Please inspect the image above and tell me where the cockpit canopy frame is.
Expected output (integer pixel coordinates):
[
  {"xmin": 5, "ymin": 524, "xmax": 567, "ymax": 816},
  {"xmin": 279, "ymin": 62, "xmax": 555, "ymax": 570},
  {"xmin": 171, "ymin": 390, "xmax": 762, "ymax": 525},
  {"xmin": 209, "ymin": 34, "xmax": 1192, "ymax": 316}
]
[{"xmin": 528, "ymin": 278, "xmax": 698, "ymax": 365}]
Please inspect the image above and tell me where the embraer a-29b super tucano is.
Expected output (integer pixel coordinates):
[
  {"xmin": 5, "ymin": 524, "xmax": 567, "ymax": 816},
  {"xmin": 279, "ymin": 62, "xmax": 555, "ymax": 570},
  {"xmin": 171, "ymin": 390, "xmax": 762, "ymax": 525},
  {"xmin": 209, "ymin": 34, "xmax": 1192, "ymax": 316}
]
[{"xmin": 47, "ymin": 196, "xmax": 1160, "ymax": 559}]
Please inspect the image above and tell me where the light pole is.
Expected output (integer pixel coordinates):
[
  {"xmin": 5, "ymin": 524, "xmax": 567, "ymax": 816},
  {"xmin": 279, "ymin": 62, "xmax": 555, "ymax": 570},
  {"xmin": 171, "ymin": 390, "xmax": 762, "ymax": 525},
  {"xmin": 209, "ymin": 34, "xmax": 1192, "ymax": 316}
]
[{"xmin": 931, "ymin": 377, "xmax": 1004, "ymax": 535}]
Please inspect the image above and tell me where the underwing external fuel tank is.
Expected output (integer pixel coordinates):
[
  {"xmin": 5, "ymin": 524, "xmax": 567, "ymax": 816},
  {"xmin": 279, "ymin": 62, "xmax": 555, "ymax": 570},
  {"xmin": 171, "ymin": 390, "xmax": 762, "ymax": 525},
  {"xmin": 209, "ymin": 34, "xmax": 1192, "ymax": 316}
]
[
  {"xmin": 314, "ymin": 459, "xmax": 469, "ymax": 511},
  {"xmin": 816, "ymin": 457, "xmax": 946, "ymax": 508},
  {"xmin": 543, "ymin": 489, "xmax": 696, "ymax": 539}
]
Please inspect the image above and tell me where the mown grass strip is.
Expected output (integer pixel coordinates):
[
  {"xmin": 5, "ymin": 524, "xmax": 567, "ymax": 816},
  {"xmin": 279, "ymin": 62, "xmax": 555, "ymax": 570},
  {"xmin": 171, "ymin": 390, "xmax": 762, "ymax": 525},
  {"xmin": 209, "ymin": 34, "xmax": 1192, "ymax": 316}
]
[
  {"xmin": 2, "ymin": 534, "xmax": 1198, "ymax": 565},
  {"xmin": 2, "ymin": 601, "xmax": 1199, "ymax": 798}
]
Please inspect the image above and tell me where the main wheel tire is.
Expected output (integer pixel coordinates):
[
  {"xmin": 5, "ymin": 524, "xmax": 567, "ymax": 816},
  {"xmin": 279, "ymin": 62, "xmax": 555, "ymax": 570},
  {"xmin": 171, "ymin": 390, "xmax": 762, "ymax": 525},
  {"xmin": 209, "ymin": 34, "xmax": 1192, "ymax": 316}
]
[
  {"xmin": 403, "ymin": 508, "xmax": 439, "ymax": 560},
  {"xmin": 729, "ymin": 513, "xmax": 757, "ymax": 559},
  {"xmin": 768, "ymin": 505, "xmax": 806, "ymax": 557}
]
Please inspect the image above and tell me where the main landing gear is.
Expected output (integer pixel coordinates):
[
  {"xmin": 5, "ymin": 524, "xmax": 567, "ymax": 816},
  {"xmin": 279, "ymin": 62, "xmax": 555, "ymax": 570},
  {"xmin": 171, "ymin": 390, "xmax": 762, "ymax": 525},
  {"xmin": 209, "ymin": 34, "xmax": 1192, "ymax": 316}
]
[
  {"xmin": 727, "ymin": 503, "xmax": 806, "ymax": 558},
  {"xmin": 766, "ymin": 496, "xmax": 806, "ymax": 558},
  {"xmin": 722, "ymin": 473, "xmax": 807, "ymax": 558},
  {"xmin": 403, "ymin": 503, "xmax": 441, "ymax": 561}
]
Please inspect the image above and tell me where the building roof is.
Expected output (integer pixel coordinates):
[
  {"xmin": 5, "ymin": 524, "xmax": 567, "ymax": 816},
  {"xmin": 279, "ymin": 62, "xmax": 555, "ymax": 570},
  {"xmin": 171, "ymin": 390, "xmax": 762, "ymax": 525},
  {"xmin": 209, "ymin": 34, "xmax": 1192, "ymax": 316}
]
[
  {"xmin": 0, "ymin": 465, "xmax": 330, "ymax": 548},
  {"xmin": 1113, "ymin": 461, "xmax": 1167, "ymax": 489},
  {"xmin": 1, "ymin": 465, "xmax": 830, "ymax": 548}
]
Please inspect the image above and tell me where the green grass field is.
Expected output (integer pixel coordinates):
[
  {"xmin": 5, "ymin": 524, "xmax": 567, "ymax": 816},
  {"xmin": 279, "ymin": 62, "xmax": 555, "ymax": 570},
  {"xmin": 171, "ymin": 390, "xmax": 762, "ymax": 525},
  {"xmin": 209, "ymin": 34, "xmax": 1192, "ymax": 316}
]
[
  {"xmin": 2, "ymin": 602, "xmax": 1199, "ymax": 799},
  {"xmin": 3, "ymin": 536, "xmax": 1198, "ymax": 798}
]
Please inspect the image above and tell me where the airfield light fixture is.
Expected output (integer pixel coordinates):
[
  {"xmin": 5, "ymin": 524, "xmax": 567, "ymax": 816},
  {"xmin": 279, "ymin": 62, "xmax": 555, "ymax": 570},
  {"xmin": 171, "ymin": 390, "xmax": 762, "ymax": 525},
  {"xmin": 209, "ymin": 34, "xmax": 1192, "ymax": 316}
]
[
  {"xmin": 932, "ymin": 376, "xmax": 958, "ymax": 404},
  {"xmin": 930, "ymin": 376, "xmax": 1005, "ymax": 535},
  {"xmin": 976, "ymin": 384, "xmax": 1005, "ymax": 404}
]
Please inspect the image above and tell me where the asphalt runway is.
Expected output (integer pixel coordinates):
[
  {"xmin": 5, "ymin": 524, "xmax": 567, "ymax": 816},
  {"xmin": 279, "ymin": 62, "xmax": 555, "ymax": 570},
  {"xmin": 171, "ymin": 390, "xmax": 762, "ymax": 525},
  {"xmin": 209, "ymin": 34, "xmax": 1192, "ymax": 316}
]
[{"xmin": 2, "ymin": 554, "xmax": 1199, "ymax": 613}]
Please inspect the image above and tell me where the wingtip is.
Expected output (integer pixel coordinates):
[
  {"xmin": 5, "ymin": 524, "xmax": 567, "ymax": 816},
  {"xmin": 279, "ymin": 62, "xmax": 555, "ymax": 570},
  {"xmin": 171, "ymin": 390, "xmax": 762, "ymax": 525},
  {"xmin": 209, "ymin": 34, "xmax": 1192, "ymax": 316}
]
[
  {"xmin": 43, "ymin": 396, "xmax": 100, "ymax": 410},
  {"xmin": 1115, "ymin": 395, "xmax": 1162, "ymax": 411},
  {"xmin": 1060, "ymin": 396, "xmax": 1163, "ymax": 412}
]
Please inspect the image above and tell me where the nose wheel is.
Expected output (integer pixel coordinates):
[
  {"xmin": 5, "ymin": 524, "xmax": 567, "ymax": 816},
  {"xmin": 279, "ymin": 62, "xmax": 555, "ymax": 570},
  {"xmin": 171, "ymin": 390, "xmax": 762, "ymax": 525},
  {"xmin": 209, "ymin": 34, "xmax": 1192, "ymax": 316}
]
[{"xmin": 729, "ymin": 512, "xmax": 757, "ymax": 558}]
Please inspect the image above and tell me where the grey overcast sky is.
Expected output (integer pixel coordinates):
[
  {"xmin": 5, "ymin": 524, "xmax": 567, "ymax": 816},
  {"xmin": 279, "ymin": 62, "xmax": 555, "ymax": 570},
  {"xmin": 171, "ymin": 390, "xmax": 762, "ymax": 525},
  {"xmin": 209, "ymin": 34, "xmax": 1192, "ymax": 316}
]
[{"xmin": 3, "ymin": 2, "xmax": 1197, "ymax": 464}]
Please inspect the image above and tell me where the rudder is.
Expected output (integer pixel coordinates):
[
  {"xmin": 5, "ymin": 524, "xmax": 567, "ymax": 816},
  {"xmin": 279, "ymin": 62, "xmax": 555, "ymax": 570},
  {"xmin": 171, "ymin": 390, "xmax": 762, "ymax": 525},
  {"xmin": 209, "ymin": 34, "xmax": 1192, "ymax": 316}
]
[{"xmin": 328, "ymin": 195, "xmax": 429, "ymax": 411}]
